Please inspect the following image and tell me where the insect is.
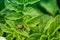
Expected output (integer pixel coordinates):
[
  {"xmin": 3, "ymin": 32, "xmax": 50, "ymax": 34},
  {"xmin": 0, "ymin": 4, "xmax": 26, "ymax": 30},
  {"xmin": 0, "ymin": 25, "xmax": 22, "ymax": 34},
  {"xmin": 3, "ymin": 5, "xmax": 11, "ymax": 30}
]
[{"xmin": 17, "ymin": 24, "xmax": 24, "ymax": 29}]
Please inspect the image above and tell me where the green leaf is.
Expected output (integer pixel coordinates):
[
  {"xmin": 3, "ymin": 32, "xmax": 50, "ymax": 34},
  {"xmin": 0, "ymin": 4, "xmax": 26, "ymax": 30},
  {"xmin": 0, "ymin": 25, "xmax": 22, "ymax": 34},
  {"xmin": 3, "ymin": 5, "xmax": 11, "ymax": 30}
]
[
  {"xmin": 26, "ymin": 11, "xmax": 53, "ymax": 34},
  {"xmin": 0, "ymin": 0, "xmax": 60, "ymax": 40},
  {"xmin": 24, "ymin": 24, "xmax": 30, "ymax": 32},
  {"xmin": 23, "ymin": 7, "xmax": 43, "ymax": 27},
  {"xmin": 5, "ymin": 11, "xmax": 22, "ymax": 20},
  {"xmin": 39, "ymin": 0, "xmax": 58, "ymax": 15},
  {"xmin": 0, "ymin": 23, "xmax": 13, "ymax": 33},
  {"xmin": 47, "ymin": 15, "xmax": 60, "ymax": 35},
  {"xmin": 19, "ymin": 31, "xmax": 29, "ymax": 37},
  {"xmin": 5, "ymin": 0, "xmax": 23, "ymax": 12},
  {"xmin": 23, "ymin": 7, "xmax": 43, "ymax": 17},
  {"xmin": 5, "ymin": 20, "xmax": 19, "ymax": 33},
  {"xmin": 6, "ymin": 34, "xmax": 14, "ymax": 40},
  {"xmin": 11, "ymin": 0, "xmax": 40, "ymax": 5},
  {"xmin": 5, "ymin": 20, "xmax": 16, "ymax": 28},
  {"xmin": 51, "ymin": 37, "xmax": 59, "ymax": 40},
  {"xmin": 23, "ymin": 15, "xmax": 32, "ymax": 23},
  {"xmin": 0, "ymin": 8, "xmax": 9, "ymax": 15},
  {"xmin": 49, "ymin": 31, "xmax": 60, "ymax": 40},
  {"xmin": 27, "ymin": 33, "xmax": 40, "ymax": 40},
  {"xmin": 40, "ymin": 35, "xmax": 48, "ymax": 40},
  {"xmin": 37, "ymin": 14, "xmax": 52, "ymax": 34},
  {"xmin": 27, "ymin": 16, "xmax": 42, "ymax": 27},
  {"xmin": 0, "ymin": 0, "xmax": 5, "ymax": 11},
  {"xmin": 30, "ymin": 27, "xmax": 39, "ymax": 33},
  {"xmin": 0, "ymin": 29, "xmax": 3, "ymax": 36},
  {"xmin": 15, "ymin": 33, "xmax": 21, "ymax": 40}
]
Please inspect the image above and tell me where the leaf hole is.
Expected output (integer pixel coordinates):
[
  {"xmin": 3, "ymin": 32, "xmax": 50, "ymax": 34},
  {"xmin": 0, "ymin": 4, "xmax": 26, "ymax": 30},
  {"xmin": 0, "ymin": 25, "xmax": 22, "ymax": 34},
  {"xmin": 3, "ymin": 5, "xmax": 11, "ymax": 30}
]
[
  {"xmin": 36, "ymin": 24, "xmax": 39, "ymax": 26},
  {"xmin": 6, "ymin": 24, "xmax": 11, "ymax": 28}
]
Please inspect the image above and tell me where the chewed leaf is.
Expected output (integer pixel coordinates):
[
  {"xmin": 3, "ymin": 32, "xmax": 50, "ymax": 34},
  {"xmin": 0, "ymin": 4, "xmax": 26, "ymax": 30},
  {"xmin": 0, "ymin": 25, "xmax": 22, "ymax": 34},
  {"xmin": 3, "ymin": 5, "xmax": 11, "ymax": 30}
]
[
  {"xmin": 11, "ymin": 0, "xmax": 40, "ymax": 5},
  {"xmin": 39, "ymin": 0, "xmax": 58, "ymax": 16}
]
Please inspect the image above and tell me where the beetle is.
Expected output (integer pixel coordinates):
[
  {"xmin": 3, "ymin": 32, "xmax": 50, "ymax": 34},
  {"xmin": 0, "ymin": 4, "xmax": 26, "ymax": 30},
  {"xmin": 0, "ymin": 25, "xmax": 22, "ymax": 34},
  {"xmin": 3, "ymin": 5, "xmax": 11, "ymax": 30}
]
[{"xmin": 17, "ymin": 24, "xmax": 24, "ymax": 29}]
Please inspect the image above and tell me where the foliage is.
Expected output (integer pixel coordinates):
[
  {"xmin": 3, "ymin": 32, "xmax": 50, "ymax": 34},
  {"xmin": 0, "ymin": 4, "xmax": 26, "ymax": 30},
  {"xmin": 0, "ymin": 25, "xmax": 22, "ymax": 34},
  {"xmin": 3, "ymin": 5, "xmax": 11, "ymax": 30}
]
[{"xmin": 0, "ymin": 0, "xmax": 60, "ymax": 40}]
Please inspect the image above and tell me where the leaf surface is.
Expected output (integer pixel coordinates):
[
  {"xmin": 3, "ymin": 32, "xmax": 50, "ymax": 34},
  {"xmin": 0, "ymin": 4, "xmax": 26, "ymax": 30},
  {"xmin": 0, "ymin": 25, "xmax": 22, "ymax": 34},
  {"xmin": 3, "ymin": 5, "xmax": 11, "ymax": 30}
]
[{"xmin": 39, "ymin": 0, "xmax": 58, "ymax": 15}]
